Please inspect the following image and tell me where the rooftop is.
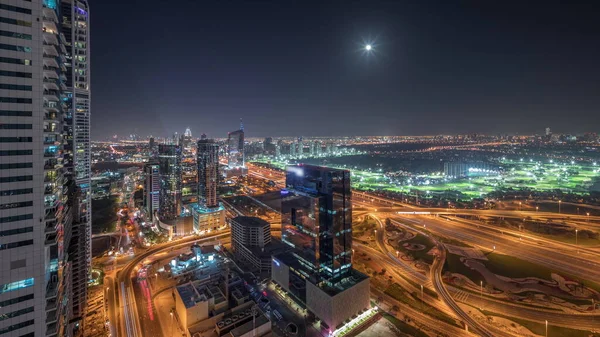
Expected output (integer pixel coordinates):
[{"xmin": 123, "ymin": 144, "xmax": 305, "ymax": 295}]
[
  {"xmin": 176, "ymin": 282, "xmax": 211, "ymax": 309},
  {"xmin": 232, "ymin": 216, "xmax": 269, "ymax": 228}
]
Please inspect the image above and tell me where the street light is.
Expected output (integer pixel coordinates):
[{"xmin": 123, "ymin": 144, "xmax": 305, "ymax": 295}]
[
  {"xmin": 365, "ymin": 44, "xmax": 372, "ymax": 51},
  {"xmin": 536, "ymin": 206, "xmax": 539, "ymax": 212},
  {"xmin": 170, "ymin": 310, "xmax": 174, "ymax": 337},
  {"xmin": 575, "ymin": 229, "xmax": 578, "ymax": 253},
  {"xmin": 420, "ymin": 284, "xmax": 424, "ymax": 311},
  {"xmin": 545, "ymin": 320, "xmax": 548, "ymax": 337},
  {"xmin": 480, "ymin": 281, "xmax": 483, "ymax": 309},
  {"xmin": 558, "ymin": 200, "xmax": 562, "ymax": 214}
]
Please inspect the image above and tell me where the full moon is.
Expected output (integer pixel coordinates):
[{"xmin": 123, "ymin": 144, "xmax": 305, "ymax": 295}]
[{"xmin": 365, "ymin": 44, "xmax": 372, "ymax": 51}]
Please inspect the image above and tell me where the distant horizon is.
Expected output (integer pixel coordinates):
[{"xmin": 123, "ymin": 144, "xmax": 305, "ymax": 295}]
[{"xmin": 92, "ymin": 130, "xmax": 596, "ymax": 141}]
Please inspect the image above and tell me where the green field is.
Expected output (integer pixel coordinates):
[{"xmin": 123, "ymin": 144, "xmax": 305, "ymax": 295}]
[{"xmin": 252, "ymin": 158, "xmax": 600, "ymax": 199}]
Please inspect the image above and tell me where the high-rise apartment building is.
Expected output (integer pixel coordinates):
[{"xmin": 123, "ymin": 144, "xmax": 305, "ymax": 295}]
[
  {"xmin": 144, "ymin": 162, "xmax": 160, "ymax": 221},
  {"xmin": 272, "ymin": 165, "xmax": 369, "ymax": 330},
  {"xmin": 191, "ymin": 139, "xmax": 225, "ymax": 233},
  {"xmin": 227, "ymin": 129, "xmax": 244, "ymax": 168},
  {"xmin": 60, "ymin": 0, "xmax": 91, "ymax": 323},
  {"xmin": 0, "ymin": 1, "xmax": 90, "ymax": 335},
  {"xmin": 158, "ymin": 143, "xmax": 182, "ymax": 220},
  {"xmin": 197, "ymin": 139, "xmax": 219, "ymax": 208},
  {"xmin": 297, "ymin": 136, "xmax": 303, "ymax": 157}
]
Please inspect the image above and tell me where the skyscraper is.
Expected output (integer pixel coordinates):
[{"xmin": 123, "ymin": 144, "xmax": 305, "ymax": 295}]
[
  {"xmin": 297, "ymin": 136, "xmax": 303, "ymax": 157},
  {"xmin": 281, "ymin": 165, "xmax": 353, "ymax": 283},
  {"xmin": 197, "ymin": 139, "xmax": 219, "ymax": 208},
  {"xmin": 144, "ymin": 162, "xmax": 160, "ymax": 221},
  {"xmin": 158, "ymin": 144, "xmax": 182, "ymax": 220},
  {"xmin": 227, "ymin": 129, "xmax": 244, "ymax": 168},
  {"xmin": 0, "ymin": 1, "xmax": 89, "ymax": 335},
  {"xmin": 61, "ymin": 0, "xmax": 91, "ymax": 324},
  {"xmin": 191, "ymin": 139, "xmax": 225, "ymax": 232},
  {"xmin": 272, "ymin": 165, "xmax": 369, "ymax": 330}
]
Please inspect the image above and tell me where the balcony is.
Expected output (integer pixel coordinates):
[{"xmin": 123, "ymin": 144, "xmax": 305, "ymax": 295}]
[
  {"xmin": 45, "ymin": 279, "xmax": 58, "ymax": 299},
  {"xmin": 46, "ymin": 309, "xmax": 57, "ymax": 324},
  {"xmin": 43, "ymin": 65, "xmax": 59, "ymax": 79},
  {"xmin": 45, "ymin": 232, "xmax": 57, "ymax": 245},
  {"xmin": 43, "ymin": 56, "xmax": 59, "ymax": 69},
  {"xmin": 45, "ymin": 322, "xmax": 57, "ymax": 337},
  {"xmin": 46, "ymin": 298, "xmax": 57, "ymax": 311},
  {"xmin": 44, "ymin": 90, "xmax": 60, "ymax": 102},
  {"xmin": 43, "ymin": 43, "xmax": 59, "ymax": 57},
  {"xmin": 44, "ymin": 111, "xmax": 59, "ymax": 122},
  {"xmin": 43, "ymin": 31, "xmax": 59, "ymax": 46},
  {"xmin": 43, "ymin": 77, "xmax": 60, "ymax": 91}
]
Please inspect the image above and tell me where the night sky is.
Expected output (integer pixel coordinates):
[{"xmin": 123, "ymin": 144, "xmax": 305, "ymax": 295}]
[{"xmin": 91, "ymin": 1, "xmax": 600, "ymax": 139}]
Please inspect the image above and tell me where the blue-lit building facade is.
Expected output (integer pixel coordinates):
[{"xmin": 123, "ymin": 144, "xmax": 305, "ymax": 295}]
[{"xmin": 272, "ymin": 165, "xmax": 370, "ymax": 331}]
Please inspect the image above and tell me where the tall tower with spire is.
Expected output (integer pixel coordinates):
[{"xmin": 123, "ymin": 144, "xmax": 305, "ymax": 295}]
[{"xmin": 240, "ymin": 118, "xmax": 244, "ymax": 131}]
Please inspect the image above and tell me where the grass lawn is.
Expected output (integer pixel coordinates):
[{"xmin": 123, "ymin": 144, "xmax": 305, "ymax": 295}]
[
  {"xmin": 381, "ymin": 313, "xmax": 429, "ymax": 337},
  {"xmin": 443, "ymin": 252, "xmax": 483, "ymax": 284},
  {"xmin": 384, "ymin": 283, "xmax": 459, "ymax": 327},
  {"xmin": 482, "ymin": 310, "xmax": 597, "ymax": 337},
  {"xmin": 392, "ymin": 233, "xmax": 435, "ymax": 264}
]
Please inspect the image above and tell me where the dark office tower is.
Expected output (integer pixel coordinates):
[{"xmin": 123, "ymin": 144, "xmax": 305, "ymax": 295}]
[
  {"xmin": 158, "ymin": 144, "xmax": 182, "ymax": 220},
  {"xmin": 227, "ymin": 129, "xmax": 245, "ymax": 168},
  {"xmin": 200, "ymin": 133, "xmax": 207, "ymax": 140},
  {"xmin": 263, "ymin": 137, "xmax": 273, "ymax": 153},
  {"xmin": 273, "ymin": 165, "xmax": 369, "ymax": 330},
  {"xmin": 281, "ymin": 165, "xmax": 353, "ymax": 283},
  {"xmin": 149, "ymin": 137, "xmax": 155, "ymax": 149},
  {"xmin": 197, "ymin": 139, "xmax": 219, "ymax": 208}
]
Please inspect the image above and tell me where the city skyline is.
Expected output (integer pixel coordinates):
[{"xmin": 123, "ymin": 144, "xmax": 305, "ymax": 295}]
[{"xmin": 91, "ymin": 1, "xmax": 600, "ymax": 139}]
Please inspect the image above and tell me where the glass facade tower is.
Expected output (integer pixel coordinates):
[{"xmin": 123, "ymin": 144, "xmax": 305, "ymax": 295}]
[
  {"xmin": 158, "ymin": 144, "xmax": 182, "ymax": 220},
  {"xmin": 197, "ymin": 139, "xmax": 219, "ymax": 208},
  {"xmin": 281, "ymin": 165, "xmax": 352, "ymax": 284}
]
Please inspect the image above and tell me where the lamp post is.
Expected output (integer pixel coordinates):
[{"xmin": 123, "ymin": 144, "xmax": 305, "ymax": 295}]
[
  {"xmin": 420, "ymin": 284, "xmax": 424, "ymax": 310},
  {"xmin": 252, "ymin": 304, "xmax": 258, "ymax": 337},
  {"xmin": 558, "ymin": 200, "xmax": 562, "ymax": 214},
  {"xmin": 170, "ymin": 310, "xmax": 174, "ymax": 337},
  {"xmin": 536, "ymin": 206, "xmax": 539, "ymax": 212},
  {"xmin": 587, "ymin": 212, "xmax": 590, "ymax": 222},
  {"xmin": 545, "ymin": 319, "xmax": 548, "ymax": 337},
  {"xmin": 575, "ymin": 229, "xmax": 578, "ymax": 253},
  {"xmin": 480, "ymin": 281, "xmax": 483, "ymax": 309}
]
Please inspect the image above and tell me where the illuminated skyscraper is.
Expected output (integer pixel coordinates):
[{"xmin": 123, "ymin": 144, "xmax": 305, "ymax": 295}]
[
  {"xmin": 227, "ymin": 124, "xmax": 244, "ymax": 168},
  {"xmin": 191, "ymin": 139, "xmax": 225, "ymax": 232},
  {"xmin": 61, "ymin": 0, "xmax": 92, "ymax": 324},
  {"xmin": 197, "ymin": 139, "xmax": 219, "ymax": 208},
  {"xmin": 144, "ymin": 162, "xmax": 160, "ymax": 221},
  {"xmin": 272, "ymin": 165, "xmax": 369, "ymax": 330},
  {"xmin": 0, "ymin": 0, "xmax": 91, "ymax": 335},
  {"xmin": 158, "ymin": 144, "xmax": 182, "ymax": 220}
]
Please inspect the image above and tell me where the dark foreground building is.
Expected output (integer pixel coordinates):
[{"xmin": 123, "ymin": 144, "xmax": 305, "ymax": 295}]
[{"xmin": 272, "ymin": 165, "xmax": 370, "ymax": 331}]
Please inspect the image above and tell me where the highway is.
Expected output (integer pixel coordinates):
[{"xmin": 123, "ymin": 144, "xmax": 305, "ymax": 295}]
[{"xmin": 108, "ymin": 231, "xmax": 230, "ymax": 337}]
